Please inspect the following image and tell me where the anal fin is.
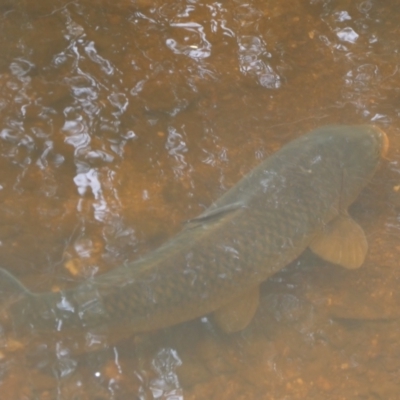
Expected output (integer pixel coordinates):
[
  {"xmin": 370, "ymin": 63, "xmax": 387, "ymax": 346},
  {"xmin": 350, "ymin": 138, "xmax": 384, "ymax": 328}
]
[
  {"xmin": 309, "ymin": 213, "xmax": 368, "ymax": 269},
  {"xmin": 212, "ymin": 286, "xmax": 259, "ymax": 333}
]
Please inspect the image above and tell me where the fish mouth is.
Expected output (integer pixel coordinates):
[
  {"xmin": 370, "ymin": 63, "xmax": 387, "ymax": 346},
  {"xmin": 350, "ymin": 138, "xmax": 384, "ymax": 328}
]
[{"xmin": 378, "ymin": 127, "xmax": 389, "ymax": 158}]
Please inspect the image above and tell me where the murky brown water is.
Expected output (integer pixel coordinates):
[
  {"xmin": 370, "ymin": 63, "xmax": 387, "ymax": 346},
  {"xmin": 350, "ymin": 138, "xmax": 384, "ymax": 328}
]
[{"xmin": 0, "ymin": 0, "xmax": 400, "ymax": 398}]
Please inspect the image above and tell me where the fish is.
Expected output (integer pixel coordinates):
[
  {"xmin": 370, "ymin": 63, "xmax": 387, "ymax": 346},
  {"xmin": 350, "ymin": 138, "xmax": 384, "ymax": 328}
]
[{"xmin": 0, "ymin": 125, "xmax": 388, "ymax": 341}]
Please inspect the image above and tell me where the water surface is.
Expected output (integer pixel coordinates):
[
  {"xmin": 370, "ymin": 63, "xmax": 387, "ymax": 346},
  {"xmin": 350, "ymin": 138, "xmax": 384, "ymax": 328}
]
[{"xmin": 0, "ymin": 0, "xmax": 400, "ymax": 398}]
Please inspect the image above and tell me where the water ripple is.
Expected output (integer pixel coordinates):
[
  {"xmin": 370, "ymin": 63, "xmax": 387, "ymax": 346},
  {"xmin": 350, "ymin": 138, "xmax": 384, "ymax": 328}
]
[
  {"xmin": 238, "ymin": 36, "xmax": 281, "ymax": 89},
  {"xmin": 166, "ymin": 22, "xmax": 212, "ymax": 59}
]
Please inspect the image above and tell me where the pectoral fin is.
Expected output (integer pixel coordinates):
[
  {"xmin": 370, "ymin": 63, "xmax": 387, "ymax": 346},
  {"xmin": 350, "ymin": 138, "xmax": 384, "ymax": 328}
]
[
  {"xmin": 212, "ymin": 286, "xmax": 259, "ymax": 333},
  {"xmin": 309, "ymin": 213, "xmax": 368, "ymax": 269}
]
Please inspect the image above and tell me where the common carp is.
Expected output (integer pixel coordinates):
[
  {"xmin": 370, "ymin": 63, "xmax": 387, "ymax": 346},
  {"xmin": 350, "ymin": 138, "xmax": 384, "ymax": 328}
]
[{"xmin": 0, "ymin": 125, "xmax": 388, "ymax": 340}]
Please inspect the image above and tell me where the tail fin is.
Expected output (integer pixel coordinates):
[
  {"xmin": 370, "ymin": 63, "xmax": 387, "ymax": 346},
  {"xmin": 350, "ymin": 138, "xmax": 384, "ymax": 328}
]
[{"xmin": 0, "ymin": 267, "xmax": 34, "ymax": 331}]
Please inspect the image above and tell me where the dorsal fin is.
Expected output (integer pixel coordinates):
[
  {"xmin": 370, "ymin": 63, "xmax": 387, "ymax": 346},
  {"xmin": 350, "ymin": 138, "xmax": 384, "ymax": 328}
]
[{"xmin": 185, "ymin": 202, "xmax": 246, "ymax": 229}]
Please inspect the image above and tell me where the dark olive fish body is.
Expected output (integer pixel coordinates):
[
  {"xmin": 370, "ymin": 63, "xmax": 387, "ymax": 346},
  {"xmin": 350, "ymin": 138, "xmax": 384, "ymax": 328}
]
[{"xmin": 0, "ymin": 125, "xmax": 387, "ymax": 338}]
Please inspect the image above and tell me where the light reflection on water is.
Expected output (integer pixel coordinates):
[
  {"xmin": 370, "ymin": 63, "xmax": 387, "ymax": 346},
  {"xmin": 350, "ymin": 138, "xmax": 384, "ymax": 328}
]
[{"xmin": 0, "ymin": 0, "xmax": 400, "ymax": 398}]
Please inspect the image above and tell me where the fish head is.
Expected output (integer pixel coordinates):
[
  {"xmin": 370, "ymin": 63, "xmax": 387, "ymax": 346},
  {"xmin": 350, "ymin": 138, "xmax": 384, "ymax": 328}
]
[
  {"xmin": 335, "ymin": 124, "xmax": 387, "ymax": 171},
  {"xmin": 319, "ymin": 125, "xmax": 388, "ymax": 206}
]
